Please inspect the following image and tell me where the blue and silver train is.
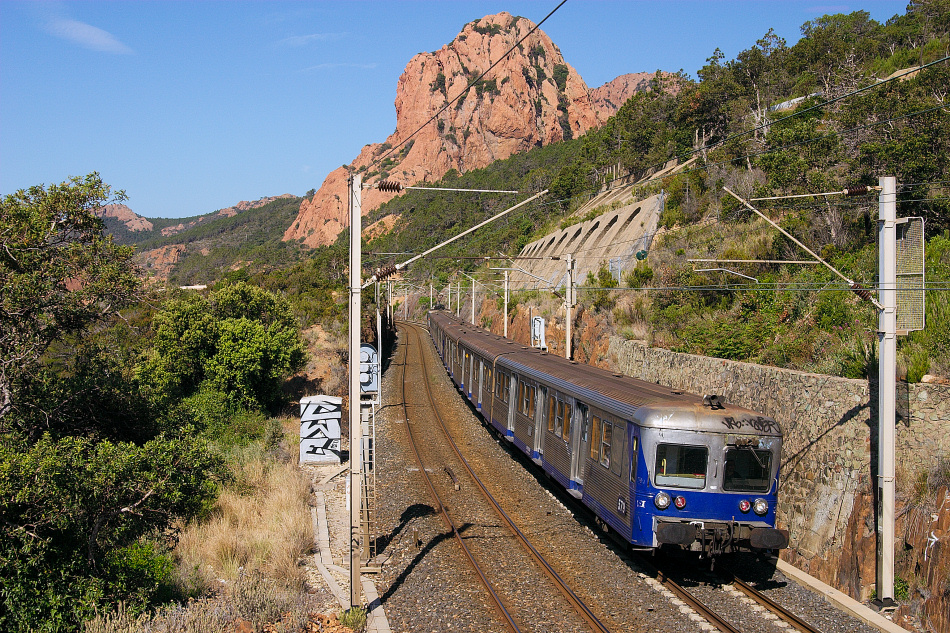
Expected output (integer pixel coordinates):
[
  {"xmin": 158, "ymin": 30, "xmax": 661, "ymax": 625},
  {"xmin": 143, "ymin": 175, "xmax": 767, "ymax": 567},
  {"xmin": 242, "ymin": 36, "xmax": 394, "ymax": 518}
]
[{"xmin": 427, "ymin": 310, "xmax": 789, "ymax": 558}]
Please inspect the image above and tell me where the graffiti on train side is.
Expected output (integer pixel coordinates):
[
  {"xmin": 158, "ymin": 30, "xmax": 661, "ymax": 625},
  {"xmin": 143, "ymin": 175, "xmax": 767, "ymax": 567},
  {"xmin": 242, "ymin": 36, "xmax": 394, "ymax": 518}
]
[{"xmin": 721, "ymin": 416, "xmax": 779, "ymax": 433}]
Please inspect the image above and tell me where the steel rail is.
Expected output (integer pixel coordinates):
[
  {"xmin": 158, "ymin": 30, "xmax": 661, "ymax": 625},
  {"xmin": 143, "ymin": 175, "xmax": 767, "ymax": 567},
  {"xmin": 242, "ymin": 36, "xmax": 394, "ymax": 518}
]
[
  {"xmin": 395, "ymin": 324, "xmax": 522, "ymax": 633},
  {"xmin": 729, "ymin": 575, "xmax": 821, "ymax": 633},
  {"xmin": 400, "ymin": 320, "xmax": 613, "ymax": 633},
  {"xmin": 635, "ymin": 554, "xmax": 743, "ymax": 633}
]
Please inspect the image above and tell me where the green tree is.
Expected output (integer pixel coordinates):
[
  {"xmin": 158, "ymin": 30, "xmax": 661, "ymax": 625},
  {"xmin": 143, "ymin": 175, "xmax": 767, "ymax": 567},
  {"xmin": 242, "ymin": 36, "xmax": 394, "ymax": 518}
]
[
  {"xmin": 0, "ymin": 175, "xmax": 226, "ymax": 630},
  {"xmin": 0, "ymin": 173, "xmax": 142, "ymax": 425},
  {"xmin": 136, "ymin": 282, "xmax": 306, "ymax": 412}
]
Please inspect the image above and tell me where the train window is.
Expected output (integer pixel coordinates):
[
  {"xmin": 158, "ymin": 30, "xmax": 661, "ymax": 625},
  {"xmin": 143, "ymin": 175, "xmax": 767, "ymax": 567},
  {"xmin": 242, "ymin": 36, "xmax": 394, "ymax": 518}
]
[
  {"xmin": 562, "ymin": 402, "xmax": 571, "ymax": 442},
  {"xmin": 486, "ymin": 367, "xmax": 492, "ymax": 390},
  {"xmin": 629, "ymin": 436, "xmax": 638, "ymax": 483},
  {"xmin": 610, "ymin": 426, "xmax": 624, "ymax": 477},
  {"xmin": 495, "ymin": 372, "xmax": 503, "ymax": 399},
  {"xmin": 548, "ymin": 396, "xmax": 557, "ymax": 433},
  {"xmin": 654, "ymin": 444, "xmax": 708, "ymax": 489},
  {"xmin": 722, "ymin": 448, "xmax": 772, "ymax": 492},
  {"xmin": 528, "ymin": 386, "xmax": 536, "ymax": 418},
  {"xmin": 600, "ymin": 422, "xmax": 612, "ymax": 468},
  {"xmin": 590, "ymin": 416, "xmax": 601, "ymax": 462},
  {"xmin": 518, "ymin": 382, "xmax": 535, "ymax": 416},
  {"xmin": 503, "ymin": 375, "xmax": 511, "ymax": 403}
]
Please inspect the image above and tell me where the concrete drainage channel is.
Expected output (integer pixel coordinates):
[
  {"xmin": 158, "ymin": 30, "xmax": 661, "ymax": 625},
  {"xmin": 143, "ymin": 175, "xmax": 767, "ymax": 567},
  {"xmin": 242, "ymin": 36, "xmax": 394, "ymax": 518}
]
[{"xmin": 307, "ymin": 463, "xmax": 392, "ymax": 633}]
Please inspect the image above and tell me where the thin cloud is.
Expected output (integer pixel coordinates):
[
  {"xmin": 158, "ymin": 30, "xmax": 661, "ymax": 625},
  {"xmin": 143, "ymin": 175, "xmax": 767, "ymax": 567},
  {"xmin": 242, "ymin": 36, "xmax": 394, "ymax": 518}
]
[
  {"xmin": 46, "ymin": 18, "xmax": 133, "ymax": 54},
  {"xmin": 301, "ymin": 62, "xmax": 378, "ymax": 72},
  {"xmin": 277, "ymin": 32, "xmax": 347, "ymax": 48}
]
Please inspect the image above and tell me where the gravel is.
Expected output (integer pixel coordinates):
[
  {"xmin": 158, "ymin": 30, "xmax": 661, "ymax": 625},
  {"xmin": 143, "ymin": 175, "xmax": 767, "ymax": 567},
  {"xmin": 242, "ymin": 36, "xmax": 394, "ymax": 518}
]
[{"xmin": 313, "ymin": 324, "xmax": 894, "ymax": 633}]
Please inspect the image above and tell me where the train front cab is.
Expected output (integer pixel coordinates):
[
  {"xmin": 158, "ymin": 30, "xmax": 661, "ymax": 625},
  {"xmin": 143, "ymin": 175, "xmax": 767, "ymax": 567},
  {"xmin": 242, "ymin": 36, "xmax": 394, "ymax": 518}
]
[{"xmin": 631, "ymin": 405, "xmax": 788, "ymax": 557}]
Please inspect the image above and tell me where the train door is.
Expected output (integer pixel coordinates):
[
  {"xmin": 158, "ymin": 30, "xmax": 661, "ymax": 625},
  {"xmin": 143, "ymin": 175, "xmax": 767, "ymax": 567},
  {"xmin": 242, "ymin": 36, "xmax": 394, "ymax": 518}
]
[
  {"xmin": 462, "ymin": 350, "xmax": 470, "ymax": 395},
  {"xmin": 533, "ymin": 385, "xmax": 547, "ymax": 461},
  {"xmin": 475, "ymin": 360, "xmax": 483, "ymax": 410},
  {"xmin": 570, "ymin": 401, "xmax": 590, "ymax": 490},
  {"xmin": 506, "ymin": 372, "xmax": 517, "ymax": 437}
]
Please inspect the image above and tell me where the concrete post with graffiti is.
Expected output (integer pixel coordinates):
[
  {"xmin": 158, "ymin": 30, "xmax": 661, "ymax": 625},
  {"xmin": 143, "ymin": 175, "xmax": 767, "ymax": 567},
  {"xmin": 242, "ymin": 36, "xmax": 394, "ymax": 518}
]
[{"xmin": 299, "ymin": 395, "xmax": 342, "ymax": 464}]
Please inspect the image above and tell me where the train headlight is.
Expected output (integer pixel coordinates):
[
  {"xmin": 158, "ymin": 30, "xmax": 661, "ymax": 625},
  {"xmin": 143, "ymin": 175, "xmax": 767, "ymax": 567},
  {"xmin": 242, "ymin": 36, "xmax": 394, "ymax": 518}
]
[
  {"xmin": 654, "ymin": 491, "xmax": 671, "ymax": 510},
  {"xmin": 738, "ymin": 499, "xmax": 751, "ymax": 513},
  {"xmin": 673, "ymin": 495, "xmax": 687, "ymax": 510},
  {"xmin": 753, "ymin": 498, "xmax": 769, "ymax": 516}
]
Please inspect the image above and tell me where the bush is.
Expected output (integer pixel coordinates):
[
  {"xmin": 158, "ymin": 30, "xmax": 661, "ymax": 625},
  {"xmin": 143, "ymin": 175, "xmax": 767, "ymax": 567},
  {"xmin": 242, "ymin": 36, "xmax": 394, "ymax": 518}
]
[
  {"xmin": 102, "ymin": 541, "xmax": 175, "ymax": 615},
  {"xmin": 0, "ymin": 434, "xmax": 224, "ymax": 631}
]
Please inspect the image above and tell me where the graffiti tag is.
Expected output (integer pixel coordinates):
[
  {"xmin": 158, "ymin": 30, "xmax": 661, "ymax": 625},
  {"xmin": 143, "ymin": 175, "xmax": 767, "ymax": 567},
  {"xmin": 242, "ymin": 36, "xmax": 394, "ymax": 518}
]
[
  {"xmin": 300, "ymin": 396, "xmax": 342, "ymax": 463},
  {"xmin": 721, "ymin": 416, "xmax": 779, "ymax": 433}
]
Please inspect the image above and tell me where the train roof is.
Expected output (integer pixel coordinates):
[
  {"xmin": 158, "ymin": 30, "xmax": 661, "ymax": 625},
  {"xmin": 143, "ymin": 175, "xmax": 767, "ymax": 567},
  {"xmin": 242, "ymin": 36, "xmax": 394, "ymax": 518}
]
[{"xmin": 428, "ymin": 310, "xmax": 782, "ymax": 437}]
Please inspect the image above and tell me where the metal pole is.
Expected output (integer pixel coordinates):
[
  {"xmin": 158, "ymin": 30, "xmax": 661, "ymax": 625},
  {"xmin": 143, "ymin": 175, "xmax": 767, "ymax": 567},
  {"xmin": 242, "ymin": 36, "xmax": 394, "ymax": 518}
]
[
  {"xmin": 565, "ymin": 254, "xmax": 574, "ymax": 360},
  {"xmin": 504, "ymin": 270, "xmax": 509, "ymax": 338},
  {"xmin": 456, "ymin": 282, "xmax": 461, "ymax": 317},
  {"xmin": 447, "ymin": 282, "xmax": 451, "ymax": 311},
  {"xmin": 347, "ymin": 173, "xmax": 362, "ymax": 610},
  {"xmin": 471, "ymin": 277, "xmax": 476, "ymax": 324},
  {"xmin": 876, "ymin": 176, "xmax": 897, "ymax": 607}
]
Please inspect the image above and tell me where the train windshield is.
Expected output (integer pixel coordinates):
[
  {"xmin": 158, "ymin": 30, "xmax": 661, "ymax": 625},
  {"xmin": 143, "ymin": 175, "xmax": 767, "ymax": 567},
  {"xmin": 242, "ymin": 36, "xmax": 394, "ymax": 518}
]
[
  {"xmin": 722, "ymin": 447, "xmax": 773, "ymax": 492},
  {"xmin": 654, "ymin": 444, "xmax": 707, "ymax": 489}
]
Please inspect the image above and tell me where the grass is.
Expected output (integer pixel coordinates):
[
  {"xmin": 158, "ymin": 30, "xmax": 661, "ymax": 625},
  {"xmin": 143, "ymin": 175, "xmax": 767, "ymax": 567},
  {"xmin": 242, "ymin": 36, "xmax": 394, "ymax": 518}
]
[
  {"xmin": 85, "ymin": 418, "xmax": 316, "ymax": 632},
  {"xmin": 84, "ymin": 573, "xmax": 313, "ymax": 633},
  {"xmin": 174, "ymin": 421, "xmax": 312, "ymax": 589}
]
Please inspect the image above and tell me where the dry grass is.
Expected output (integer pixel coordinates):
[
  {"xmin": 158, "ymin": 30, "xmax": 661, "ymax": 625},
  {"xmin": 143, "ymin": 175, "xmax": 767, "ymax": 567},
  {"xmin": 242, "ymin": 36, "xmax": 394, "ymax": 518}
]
[
  {"xmin": 174, "ymin": 429, "xmax": 312, "ymax": 591},
  {"xmin": 84, "ymin": 573, "xmax": 314, "ymax": 633},
  {"xmin": 84, "ymin": 420, "xmax": 324, "ymax": 632}
]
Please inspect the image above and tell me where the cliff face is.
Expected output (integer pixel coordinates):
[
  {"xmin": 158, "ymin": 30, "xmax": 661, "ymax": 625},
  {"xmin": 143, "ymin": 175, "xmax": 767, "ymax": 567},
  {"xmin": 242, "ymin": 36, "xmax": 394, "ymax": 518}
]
[{"xmin": 285, "ymin": 12, "xmax": 653, "ymax": 248}]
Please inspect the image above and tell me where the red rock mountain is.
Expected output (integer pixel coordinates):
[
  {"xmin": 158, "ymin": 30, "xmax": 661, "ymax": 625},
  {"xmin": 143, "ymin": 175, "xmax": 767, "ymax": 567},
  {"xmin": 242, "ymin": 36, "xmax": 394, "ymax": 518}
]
[
  {"xmin": 96, "ymin": 204, "xmax": 153, "ymax": 232},
  {"xmin": 285, "ymin": 12, "xmax": 658, "ymax": 248}
]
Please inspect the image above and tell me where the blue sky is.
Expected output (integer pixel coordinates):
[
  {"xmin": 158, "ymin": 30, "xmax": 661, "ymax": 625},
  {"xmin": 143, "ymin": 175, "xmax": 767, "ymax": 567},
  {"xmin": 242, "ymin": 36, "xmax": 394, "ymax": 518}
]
[{"xmin": 1, "ymin": 1, "xmax": 908, "ymax": 219}]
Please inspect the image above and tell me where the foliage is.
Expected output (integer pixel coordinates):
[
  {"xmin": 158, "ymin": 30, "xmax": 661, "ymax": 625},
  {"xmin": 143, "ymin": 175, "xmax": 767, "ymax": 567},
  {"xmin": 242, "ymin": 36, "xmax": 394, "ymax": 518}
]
[
  {"xmin": 584, "ymin": 264, "xmax": 619, "ymax": 312},
  {"xmin": 624, "ymin": 263, "xmax": 654, "ymax": 288},
  {"xmin": 0, "ymin": 173, "xmax": 143, "ymax": 423},
  {"xmin": 0, "ymin": 433, "xmax": 224, "ymax": 630},
  {"xmin": 136, "ymin": 283, "xmax": 305, "ymax": 412},
  {"xmin": 339, "ymin": 606, "xmax": 367, "ymax": 631}
]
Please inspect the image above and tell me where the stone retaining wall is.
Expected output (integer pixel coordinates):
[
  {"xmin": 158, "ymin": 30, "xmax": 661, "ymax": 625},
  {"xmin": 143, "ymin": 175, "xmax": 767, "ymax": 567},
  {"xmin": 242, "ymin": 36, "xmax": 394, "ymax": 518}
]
[{"xmin": 607, "ymin": 336, "xmax": 950, "ymax": 596}]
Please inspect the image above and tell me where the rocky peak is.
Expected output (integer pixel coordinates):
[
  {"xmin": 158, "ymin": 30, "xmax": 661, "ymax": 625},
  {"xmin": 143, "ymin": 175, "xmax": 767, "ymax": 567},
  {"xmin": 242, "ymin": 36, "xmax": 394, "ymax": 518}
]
[
  {"xmin": 590, "ymin": 72, "xmax": 663, "ymax": 112},
  {"xmin": 285, "ymin": 12, "xmax": 657, "ymax": 249},
  {"xmin": 95, "ymin": 204, "xmax": 153, "ymax": 232}
]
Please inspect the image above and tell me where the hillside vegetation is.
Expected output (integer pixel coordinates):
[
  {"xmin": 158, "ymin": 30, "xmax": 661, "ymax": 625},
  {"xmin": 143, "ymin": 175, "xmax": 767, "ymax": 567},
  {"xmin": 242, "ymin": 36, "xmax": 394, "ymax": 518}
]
[{"xmin": 277, "ymin": 2, "xmax": 948, "ymax": 381}]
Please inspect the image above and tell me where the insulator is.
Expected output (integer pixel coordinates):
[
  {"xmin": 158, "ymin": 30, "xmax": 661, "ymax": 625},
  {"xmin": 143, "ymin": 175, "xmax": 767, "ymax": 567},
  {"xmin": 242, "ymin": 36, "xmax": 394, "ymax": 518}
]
[
  {"xmin": 850, "ymin": 282, "xmax": 873, "ymax": 302},
  {"xmin": 377, "ymin": 180, "xmax": 404, "ymax": 193},
  {"xmin": 844, "ymin": 185, "xmax": 870, "ymax": 196},
  {"xmin": 377, "ymin": 265, "xmax": 398, "ymax": 280}
]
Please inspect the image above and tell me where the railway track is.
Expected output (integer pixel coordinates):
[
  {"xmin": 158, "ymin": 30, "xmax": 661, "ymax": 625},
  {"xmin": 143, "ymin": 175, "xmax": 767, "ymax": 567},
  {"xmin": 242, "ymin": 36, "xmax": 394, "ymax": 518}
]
[
  {"xmin": 638, "ymin": 553, "xmax": 823, "ymax": 633},
  {"xmin": 396, "ymin": 320, "xmax": 613, "ymax": 633},
  {"xmin": 386, "ymin": 319, "xmax": 855, "ymax": 633}
]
